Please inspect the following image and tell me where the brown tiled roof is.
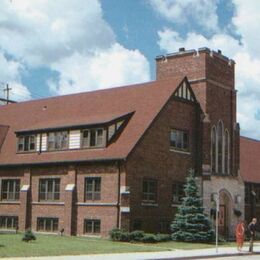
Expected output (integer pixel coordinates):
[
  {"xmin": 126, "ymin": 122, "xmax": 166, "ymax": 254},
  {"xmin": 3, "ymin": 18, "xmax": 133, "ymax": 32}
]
[
  {"xmin": 0, "ymin": 125, "xmax": 9, "ymax": 151},
  {"xmin": 240, "ymin": 136, "xmax": 260, "ymax": 183},
  {"xmin": 0, "ymin": 77, "xmax": 185, "ymax": 166}
]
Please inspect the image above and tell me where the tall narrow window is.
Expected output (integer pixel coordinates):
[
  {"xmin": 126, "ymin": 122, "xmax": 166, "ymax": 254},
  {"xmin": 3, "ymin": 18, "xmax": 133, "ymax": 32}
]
[
  {"xmin": 217, "ymin": 121, "xmax": 224, "ymax": 173},
  {"xmin": 142, "ymin": 179, "xmax": 157, "ymax": 203},
  {"xmin": 224, "ymin": 130, "xmax": 230, "ymax": 174},
  {"xmin": 211, "ymin": 126, "xmax": 217, "ymax": 173},
  {"xmin": 1, "ymin": 179, "xmax": 20, "ymax": 200},
  {"xmin": 85, "ymin": 177, "xmax": 101, "ymax": 200},
  {"xmin": 172, "ymin": 182, "xmax": 185, "ymax": 203}
]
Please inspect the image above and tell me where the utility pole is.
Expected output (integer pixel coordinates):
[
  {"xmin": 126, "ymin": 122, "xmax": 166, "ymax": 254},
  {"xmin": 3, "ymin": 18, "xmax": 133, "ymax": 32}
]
[{"xmin": 3, "ymin": 84, "xmax": 12, "ymax": 104}]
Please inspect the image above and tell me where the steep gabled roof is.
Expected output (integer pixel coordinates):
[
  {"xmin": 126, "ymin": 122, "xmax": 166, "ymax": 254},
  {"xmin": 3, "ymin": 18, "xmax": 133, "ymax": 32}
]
[
  {"xmin": 240, "ymin": 136, "xmax": 260, "ymax": 183},
  {"xmin": 0, "ymin": 76, "xmax": 189, "ymax": 166}
]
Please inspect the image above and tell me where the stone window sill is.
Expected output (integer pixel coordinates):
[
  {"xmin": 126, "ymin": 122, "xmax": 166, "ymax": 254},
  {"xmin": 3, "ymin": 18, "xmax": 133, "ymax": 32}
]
[
  {"xmin": 141, "ymin": 202, "xmax": 158, "ymax": 207},
  {"xmin": 32, "ymin": 201, "xmax": 64, "ymax": 205},
  {"xmin": 0, "ymin": 201, "xmax": 20, "ymax": 205},
  {"xmin": 171, "ymin": 203, "xmax": 181, "ymax": 207},
  {"xmin": 77, "ymin": 202, "xmax": 117, "ymax": 206},
  {"xmin": 170, "ymin": 149, "xmax": 191, "ymax": 155}
]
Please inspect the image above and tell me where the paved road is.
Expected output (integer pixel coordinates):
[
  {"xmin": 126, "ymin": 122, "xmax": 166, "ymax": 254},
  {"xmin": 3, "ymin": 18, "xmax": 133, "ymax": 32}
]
[{"xmin": 203, "ymin": 256, "xmax": 260, "ymax": 260}]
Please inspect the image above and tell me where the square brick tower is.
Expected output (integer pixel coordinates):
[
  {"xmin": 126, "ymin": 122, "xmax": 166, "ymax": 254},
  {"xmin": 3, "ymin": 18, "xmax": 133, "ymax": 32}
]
[{"xmin": 156, "ymin": 48, "xmax": 244, "ymax": 239}]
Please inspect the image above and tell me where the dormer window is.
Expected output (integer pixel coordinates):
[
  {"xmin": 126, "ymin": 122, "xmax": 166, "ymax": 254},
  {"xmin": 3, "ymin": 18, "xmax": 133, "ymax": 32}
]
[
  {"xmin": 108, "ymin": 125, "xmax": 116, "ymax": 141},
  {"xmin": 17, "ymin": 135, "xmax": 36, "ymax": 152},
  {"xmin": 82, "ymin": 128, "xmax": 104, "ymax": 148},
  {"xmin": 47, "ymin": 131, "xmax": 68, "ymax": 151}
]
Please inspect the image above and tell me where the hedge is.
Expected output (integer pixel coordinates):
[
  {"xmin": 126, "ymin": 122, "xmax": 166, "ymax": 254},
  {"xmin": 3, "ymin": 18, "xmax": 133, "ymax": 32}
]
[{"xmin": 109, "ymin": 228, "xmax": 171, "ymax": 243}]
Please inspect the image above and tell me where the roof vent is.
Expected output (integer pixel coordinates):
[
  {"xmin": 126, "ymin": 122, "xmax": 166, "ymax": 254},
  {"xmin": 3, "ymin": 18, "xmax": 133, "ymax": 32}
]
[{"xmin": 179, "ymin": 47, "xmax": 185, "ymax": 52}]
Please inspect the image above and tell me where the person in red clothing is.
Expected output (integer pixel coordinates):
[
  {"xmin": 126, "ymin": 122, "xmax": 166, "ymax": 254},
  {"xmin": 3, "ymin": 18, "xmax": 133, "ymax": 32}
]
[{"xmin": 235, "ymin": 220, "xmax": 245, "ymax": 251}]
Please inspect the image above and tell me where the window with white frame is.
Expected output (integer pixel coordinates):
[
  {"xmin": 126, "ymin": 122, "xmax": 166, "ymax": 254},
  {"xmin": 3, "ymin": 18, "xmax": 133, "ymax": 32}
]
[
  {"xmin": 170, "ymin": 129, "xmax": 189, "ymax": 151},
  {"xmin": 17, "ymin": 135, "xmax": 36, "ymax": 152},
  {"xmin": 1, "ymin": 179, "xmax": 20, "ymax": 200},
  {"xmin": 84, "ymin": 219, "xmax": 101, "ymax": 234},
  {"xmin": 37, "ymin": 217, "xmax": 59, "ymax": 232},
  {"xmin": 211, "ymin": 120, "xmax": 230, "ymax": 175},
  {"xmin": 224, "ymin": 130, "xmax": 230, "ymax": 174},
  {"xmin": 39, "ymin": 178, "xmax": 60, "ymax": 201},
  {"xmin": 82, "ymin": 129, "xmax": 104, "ymax": 148},
  {"xmin": 85, "ymin": 177, "xmax": 101, "ymax": 200},
  {"xmin": 142, "ymin": 179, "xmax": 157, "ymax": 203},
  {"xmin": 0, "ymin": 216, "xmax": 18, "ymax": 230},
  {"xmin": 47, "ymin": 131, "xmax": 68, "ymax": 151}
]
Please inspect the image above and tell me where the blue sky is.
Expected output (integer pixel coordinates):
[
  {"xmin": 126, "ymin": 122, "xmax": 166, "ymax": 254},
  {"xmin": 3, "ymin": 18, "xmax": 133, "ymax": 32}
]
[{"xmin": 0, "ymin": 0, "xmax": 259, "ymax": 139}]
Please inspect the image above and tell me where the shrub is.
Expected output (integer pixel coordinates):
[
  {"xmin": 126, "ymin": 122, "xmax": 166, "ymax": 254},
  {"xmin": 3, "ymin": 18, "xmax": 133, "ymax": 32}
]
[
  {"xmin": 22, "ymin": 230, "xmax": 36, "ymax": 242},
  {"xmin": 129, "ymin": 230, "xmax": 145, "ymax": 241},
  {"xmin": 156, "ymin": 233, "xmax": 171, "ymax": 242},
  {"xmin": 109, "ymin": 228, "xmax": 130, "ymax": 242},
  {"xmin": 141, "ymin": 233, "xmax": 157, "ymax": 243},
  {"xmin": 109, "ymin": 228, "xmax": 171, "ymax": 243}
]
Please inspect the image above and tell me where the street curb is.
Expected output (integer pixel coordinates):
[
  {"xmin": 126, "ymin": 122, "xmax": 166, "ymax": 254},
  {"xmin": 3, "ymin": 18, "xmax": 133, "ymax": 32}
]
[{"xmin": 153, "ymin": 251, "xmax": 260, "ymax": 260}]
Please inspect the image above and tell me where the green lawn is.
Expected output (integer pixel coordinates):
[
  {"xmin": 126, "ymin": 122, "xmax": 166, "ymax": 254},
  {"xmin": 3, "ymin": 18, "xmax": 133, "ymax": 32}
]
[{"xmin": 0, "ymin": 233, "xmax": 236, "ymax": 258}]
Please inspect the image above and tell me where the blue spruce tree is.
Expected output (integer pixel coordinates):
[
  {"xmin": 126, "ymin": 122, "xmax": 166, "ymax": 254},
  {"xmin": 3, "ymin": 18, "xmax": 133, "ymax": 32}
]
[{"xmin": 171, "ymin": 170, "xmax": 215, "ymax": 242}]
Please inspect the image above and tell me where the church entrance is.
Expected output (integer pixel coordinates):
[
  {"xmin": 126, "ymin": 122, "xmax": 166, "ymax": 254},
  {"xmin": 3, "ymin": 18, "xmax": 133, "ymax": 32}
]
[{"xmin": 218, "ymin": 191, "xmax": 231, "ymax": 238}]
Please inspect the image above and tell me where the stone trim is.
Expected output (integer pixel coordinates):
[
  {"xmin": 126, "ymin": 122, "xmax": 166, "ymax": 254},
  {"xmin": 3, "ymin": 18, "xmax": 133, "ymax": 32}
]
[{"xmin": 76, "ymin": 202, "xmax": 117, "ymax": 206}]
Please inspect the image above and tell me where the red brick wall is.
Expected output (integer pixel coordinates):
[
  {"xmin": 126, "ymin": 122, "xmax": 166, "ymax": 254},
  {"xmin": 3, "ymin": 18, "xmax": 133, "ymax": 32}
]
[
  {"xmin": 127, "ymin": 96, "xmax": 200, "ymax": 233},
  {"xmin": 156, "ymin": 49, "xmax": 239, "ymax": 176},
  {"xmin": 0, "ymin": 162, "xmax": 121, "ymax": 237}
]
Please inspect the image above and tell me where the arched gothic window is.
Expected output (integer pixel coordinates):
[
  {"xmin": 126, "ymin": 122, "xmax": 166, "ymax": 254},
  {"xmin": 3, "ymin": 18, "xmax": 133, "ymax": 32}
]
[
  {"xmin": 224, "ymin": 130, "xmax": 230, "ymax": 174},
  {"xmin": 211, "ymin": 126, "xmax": 217, "ymax": 173},
  {"xmin": 217, "ymin": 120, "xmax": 224, "ymax": 173}
]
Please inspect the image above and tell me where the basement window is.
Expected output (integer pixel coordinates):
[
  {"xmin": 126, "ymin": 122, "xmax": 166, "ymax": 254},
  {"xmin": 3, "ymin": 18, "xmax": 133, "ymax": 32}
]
[
  {"xmin": 84, "ymin": 219, "xmax": 101, "ymax": 234},
  {"xmin": 37, "ymin": 217, "xmax": 59, "ymax": 232},
  {"xmin": 0, "ymin": 216, "xmax": 18, "ymax": 230}
]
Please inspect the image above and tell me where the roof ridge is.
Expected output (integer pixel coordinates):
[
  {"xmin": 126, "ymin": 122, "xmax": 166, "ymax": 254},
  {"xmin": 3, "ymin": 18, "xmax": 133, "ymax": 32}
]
[{"xmin": 240, "ymin": 135, "xmax": 260, "ymax": 142}]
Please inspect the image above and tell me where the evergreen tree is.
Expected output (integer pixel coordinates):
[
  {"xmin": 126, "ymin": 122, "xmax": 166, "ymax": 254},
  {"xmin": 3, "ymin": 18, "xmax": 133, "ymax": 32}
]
[{"xmin": 171, "ymin": 170, "xmax": 215, "ymax": 242}]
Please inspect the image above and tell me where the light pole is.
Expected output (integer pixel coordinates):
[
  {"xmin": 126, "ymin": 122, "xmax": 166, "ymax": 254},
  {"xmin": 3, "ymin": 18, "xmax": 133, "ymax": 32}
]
[{"xmin": 213, "ymin": 191, "xmax": 220, "ymax": 253}]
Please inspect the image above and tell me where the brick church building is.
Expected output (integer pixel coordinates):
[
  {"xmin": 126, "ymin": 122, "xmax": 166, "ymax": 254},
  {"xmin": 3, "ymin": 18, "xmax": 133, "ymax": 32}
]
[{"xmin": 0, "ymin": 48, "xmax": 246, "ymax": 237}]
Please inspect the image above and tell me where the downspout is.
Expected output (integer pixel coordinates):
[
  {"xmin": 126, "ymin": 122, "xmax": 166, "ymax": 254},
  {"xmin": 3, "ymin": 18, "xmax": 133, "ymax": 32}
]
[{"xmin": 116, "ymin": 160, "xmax": 121, "ymax": 229}]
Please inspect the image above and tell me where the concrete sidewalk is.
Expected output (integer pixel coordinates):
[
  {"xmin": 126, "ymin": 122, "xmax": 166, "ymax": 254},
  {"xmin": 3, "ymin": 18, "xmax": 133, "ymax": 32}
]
[{"xmin": 2, "ymin": 245, "xmax": 260, "ymax": 260}]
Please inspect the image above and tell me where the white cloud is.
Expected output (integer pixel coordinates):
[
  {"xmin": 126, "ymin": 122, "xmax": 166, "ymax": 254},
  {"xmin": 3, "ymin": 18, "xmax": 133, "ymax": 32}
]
[
  {"xmin": 0, "ymin": 0, "xmax": 115, "ymax": 66},
  {"xmin": 9, "ymin": 82, "xmax": 32, "ymax": 101},
  {"xmin": 49, "ymin": 43, "xmax": 150, "ymax": 95},
  {"xmin": 232, "ymin": 0, "xmax": 260, "ymax": 58},
  {"xmin": 0, "ymin": 51, "xmax": 31, "ymax": 101},
  {"xmin": 149, "ymin": 0, "xmax": 219, "ymax": 32},
  {"xmin": 0, "ymin": 0, "xmax": 151, "ymax": 100}
]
